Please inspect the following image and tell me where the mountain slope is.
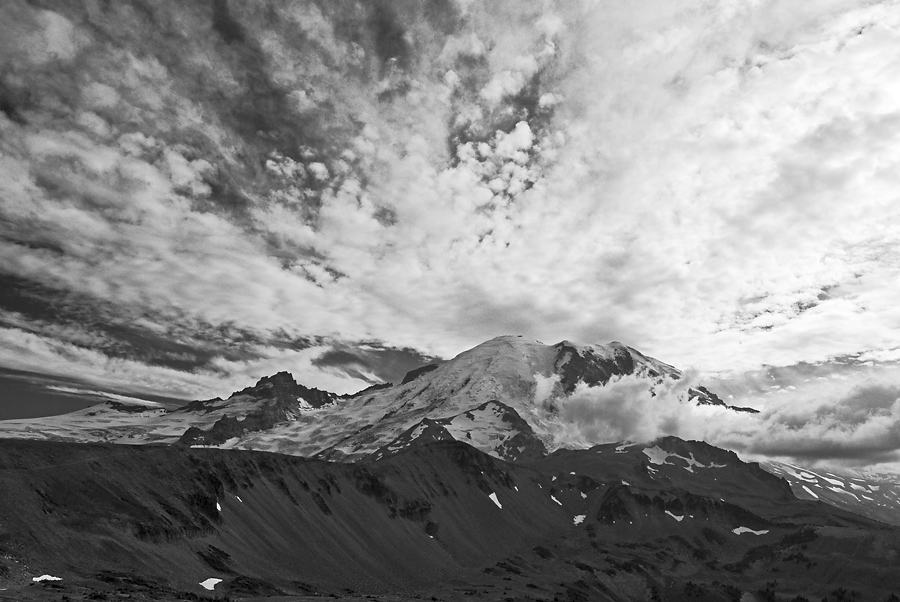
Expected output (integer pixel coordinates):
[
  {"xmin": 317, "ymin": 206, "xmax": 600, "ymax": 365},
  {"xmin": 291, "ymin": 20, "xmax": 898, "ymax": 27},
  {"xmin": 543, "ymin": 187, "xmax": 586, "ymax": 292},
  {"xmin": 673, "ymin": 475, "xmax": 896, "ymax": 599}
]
[
  {"xmin": 762, "ymin": 460, "xmax": 900, "ymax": 526},
  {"xmin": 1, "ymin": 437, "xmax": 898, "ymax": 602},
  {"xmin": 366, "ymin": 399, "xmax": 547, "ymax": 463}
]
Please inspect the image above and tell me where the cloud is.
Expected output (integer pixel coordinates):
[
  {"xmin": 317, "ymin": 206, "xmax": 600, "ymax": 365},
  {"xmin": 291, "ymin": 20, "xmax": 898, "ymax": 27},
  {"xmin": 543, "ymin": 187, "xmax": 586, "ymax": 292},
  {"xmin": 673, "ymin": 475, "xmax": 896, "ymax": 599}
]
[
  {"xmin": 2, "ymin": 0, "xmax": 900, "ymax": 445},
  {"xmin": 538, "ymin": 364, "xmax": 900, "ymax": 471},
  {"xmin": 311, "ymin": 343, "xmax": 442, "ymax": 386},
  {"xmin": 0, "ymin": 325, "xmax": 370, "ymax": 399},
  {"xmin": 44, "ymin": 386, "xmax": 165, "ymax": 408}
]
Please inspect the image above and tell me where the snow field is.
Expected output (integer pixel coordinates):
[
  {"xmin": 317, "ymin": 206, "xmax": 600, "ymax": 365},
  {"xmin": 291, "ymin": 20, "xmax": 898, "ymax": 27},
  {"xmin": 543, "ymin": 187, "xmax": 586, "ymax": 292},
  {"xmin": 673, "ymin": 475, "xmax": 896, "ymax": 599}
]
[{"xmin": 200, "ymin": 578, "xmax": 222, "ymax": 590}]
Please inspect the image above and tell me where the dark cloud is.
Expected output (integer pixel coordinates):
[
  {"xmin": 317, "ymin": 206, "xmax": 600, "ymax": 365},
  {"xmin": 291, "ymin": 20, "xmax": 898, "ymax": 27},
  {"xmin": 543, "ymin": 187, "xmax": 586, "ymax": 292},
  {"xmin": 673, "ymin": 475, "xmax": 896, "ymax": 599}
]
[
  {"xmin": 0, "ymin": 367, "xmax": 184, "ymax": 419},
  {"xmin": 312, "ymin": 342, "xmax": 443, "ymax": 385},
  {"xmin": 368, "ymin": 2, "xmax": 410, "ymax": 71},
  {"xmin": 0, "ymin": 272, "xmax": 316, "ymax": 374}
]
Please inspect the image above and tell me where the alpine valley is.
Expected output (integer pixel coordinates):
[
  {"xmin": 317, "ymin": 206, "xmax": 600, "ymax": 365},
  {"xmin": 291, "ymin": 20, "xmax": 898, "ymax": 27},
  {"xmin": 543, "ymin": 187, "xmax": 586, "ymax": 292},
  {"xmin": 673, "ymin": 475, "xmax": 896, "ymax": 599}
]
[{"xmin": 1, "ymin": 336, "xmax": 899, "ymax": 602}]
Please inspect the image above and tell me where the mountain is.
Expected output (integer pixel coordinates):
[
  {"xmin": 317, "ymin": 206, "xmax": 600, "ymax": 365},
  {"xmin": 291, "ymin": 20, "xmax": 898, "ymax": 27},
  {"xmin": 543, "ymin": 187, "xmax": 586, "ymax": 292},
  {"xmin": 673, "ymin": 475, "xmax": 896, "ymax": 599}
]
[
  {"xmin": 2, "ymin": 336, "xmax": 900, "ymax": 600},
  {"xmin": 0, "ymin": 336, "xmax": 746, "ymax": 460},
  {"xmin": 1, "ymin": 436, "xmax": 899, "ymax": 602},
  {"xmin": 5, "ymin": 334, "xmax": 898, "ymax": 528},
  {"xmin": 176, "ymin": 371, "xmax": 337, "ymax": 446},
  {"xmin": 229, "ymin": 336, "xmax": 758, "ymax": 461},
  {"xmin": 762, "ymin": 461, "xmax": 900, "ymax": 526}
]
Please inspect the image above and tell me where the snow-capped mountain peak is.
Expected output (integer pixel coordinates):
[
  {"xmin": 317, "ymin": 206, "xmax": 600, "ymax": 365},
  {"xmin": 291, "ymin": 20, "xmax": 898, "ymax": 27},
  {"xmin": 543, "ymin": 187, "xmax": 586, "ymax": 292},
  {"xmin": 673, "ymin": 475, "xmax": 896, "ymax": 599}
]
[{"xmin": 0, "ymin": 335, "xmax": 750, "ymax": 461}]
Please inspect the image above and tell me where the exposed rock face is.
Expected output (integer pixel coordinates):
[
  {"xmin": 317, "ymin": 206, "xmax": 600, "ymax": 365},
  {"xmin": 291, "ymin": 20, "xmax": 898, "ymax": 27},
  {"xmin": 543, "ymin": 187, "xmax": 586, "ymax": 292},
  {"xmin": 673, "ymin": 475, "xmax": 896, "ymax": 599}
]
[
  {"xmin": 178, "ymin": 372, "xmax": 339, "ymax": 446},
  {"xmin": 240, "ymin": 371, "xmax": 338, "ymax": 409},
  {"xmin": 554, "ymin": 341, "xmax": 636, "ymax": 392},
  {"xmin": 552, "ymin": 339, "xmax": 682, "ymax": 394},
  {"xmin": 688, "ymin": 385, "xmax": 761, "ymax": 414}
]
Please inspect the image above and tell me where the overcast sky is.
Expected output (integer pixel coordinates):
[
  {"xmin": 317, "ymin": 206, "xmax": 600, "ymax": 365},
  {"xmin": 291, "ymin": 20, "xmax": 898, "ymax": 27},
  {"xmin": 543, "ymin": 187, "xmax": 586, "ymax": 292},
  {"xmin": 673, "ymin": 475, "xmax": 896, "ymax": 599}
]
[{"xmin": 1, "ymin": 0, "xmax": 899, "ymax": 468}]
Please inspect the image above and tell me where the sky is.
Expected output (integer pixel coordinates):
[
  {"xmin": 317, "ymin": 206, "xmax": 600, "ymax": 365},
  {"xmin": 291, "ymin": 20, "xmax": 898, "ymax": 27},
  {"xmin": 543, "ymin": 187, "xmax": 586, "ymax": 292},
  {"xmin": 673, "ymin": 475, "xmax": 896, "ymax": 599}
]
[{"xmin": 1, "ymin": 0, "xmax": 899, "ymax": 467}]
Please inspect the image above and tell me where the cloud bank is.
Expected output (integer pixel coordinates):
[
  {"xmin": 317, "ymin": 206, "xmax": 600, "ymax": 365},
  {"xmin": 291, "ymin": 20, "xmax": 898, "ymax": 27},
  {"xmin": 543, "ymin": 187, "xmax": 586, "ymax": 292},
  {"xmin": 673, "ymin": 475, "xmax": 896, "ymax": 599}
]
[{"xmin": 541, "ymin": 371, "xmax": 900, "ymax": 472}]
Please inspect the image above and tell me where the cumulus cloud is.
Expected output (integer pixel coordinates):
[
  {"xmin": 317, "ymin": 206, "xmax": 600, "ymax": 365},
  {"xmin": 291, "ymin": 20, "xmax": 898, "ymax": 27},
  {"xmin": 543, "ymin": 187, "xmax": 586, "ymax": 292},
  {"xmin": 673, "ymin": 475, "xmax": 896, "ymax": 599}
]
[
  {"xmin": 537, "ymin": 367, "xmax": 900, "ymax": 472},
  {"xmin": 553, "ymin": 375, "xmax": 698, "ymax": 446}
]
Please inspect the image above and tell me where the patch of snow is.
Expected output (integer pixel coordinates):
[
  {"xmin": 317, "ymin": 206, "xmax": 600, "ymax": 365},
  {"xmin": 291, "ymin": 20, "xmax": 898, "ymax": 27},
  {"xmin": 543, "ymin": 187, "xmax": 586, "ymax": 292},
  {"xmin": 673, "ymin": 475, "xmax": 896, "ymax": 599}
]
[
  {"xmin": 580, "ymin": 491, "xmax": 587, "ymax": 499},
  {"xmin": 551, "ymin": 495, "xmax": 562, "ymax": 506},
  {"xmin": 216, "ymin": 501, "xmax": 222, "ymax": 512},
  {"xmin": 665, "ymin": 510, "xmax": 684, "ymax": 522},
  {"xmin": 622, "ymin": 480, "xmax": 630, "ymax": 486},
  {"xmin": 819, "ymin": 475, "xmax": 845, "ymax": 487},
  {"xmin": 514, "ymin": 485, "xmax": 518, "ymax": 492},
  {"xmin": 569, "ymin": 472, "xmax": 576, "ymax": 475},
  {"xmin": 551, "ymin": 476, "xmax": 557, "ymax": 481},
  {"xmin": 674, "ymin": 452, "xmax": 705, "ymax": 472},
  {"xmin": 862, "ymin": 495, "xmax": 874, "ymax": 501},
  {"xmin": 732, "ymin": 527, "xmax": 768, "ymax": 535},
  {"xmin": 32, "ymin": 575, "xmax": 62, "ymax": 582},
  {"xmin": 489, "ymin": 492, "xmax": 502, "ymax": 509},
  {"xmin": 801, "ymin": 485, "xmax": 819, "ymax": 499},
  {"xmin": 235, "ymin": 496, "xmax": 242, "ymax": 503},
  {"xmin": 616, "ymin": 442, "xmax": 637, "ymax": 453},
  {"xmin": 643, "ymin": 446, "xmax": 670, "ymax": 465},
  {"xmin": 642, "ymin": 446, "xmax": 705, "ymax": 472},
  {"xmin": 828, "ymin": 486, "xmax": 859, "ymax": 500},
  {"xmin": 779, "ymin": 464, "xmax": 818, "ymax": 482},
  {"xmin": 199, "ymin": 578, "xmax": 222, "ymax": 590},
  {"xmin": 848, "ymin": 482, "xmax": 869, "ymax": 492},
  {"xmin": 573, "ymin": 514, "xmax": 586, "ymax": 525}
]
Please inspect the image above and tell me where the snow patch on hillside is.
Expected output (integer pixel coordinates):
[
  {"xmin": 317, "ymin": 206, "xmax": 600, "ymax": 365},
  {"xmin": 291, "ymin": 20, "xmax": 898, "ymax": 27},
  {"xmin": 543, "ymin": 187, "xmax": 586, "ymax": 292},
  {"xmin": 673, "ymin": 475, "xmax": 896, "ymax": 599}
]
[
  {"xmin": 643, "ymin": 446, "xmax": 707, "ymax": 472},
  {"xmin": 732, "ymin": 527, "xmax": 768, "ymax": 535},
  {"xmin": 200, "ymin": 578, "xmax": 222, "ymax": 590}
]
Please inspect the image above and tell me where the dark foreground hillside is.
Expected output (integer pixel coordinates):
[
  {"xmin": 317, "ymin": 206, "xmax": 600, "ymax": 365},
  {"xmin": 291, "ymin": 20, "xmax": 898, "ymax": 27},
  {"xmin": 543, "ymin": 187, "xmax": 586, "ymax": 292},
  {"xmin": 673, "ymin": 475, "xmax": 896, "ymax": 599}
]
[{"xmin": 0, "ymin": 438, "xmax": 899, "ymax": 601}]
